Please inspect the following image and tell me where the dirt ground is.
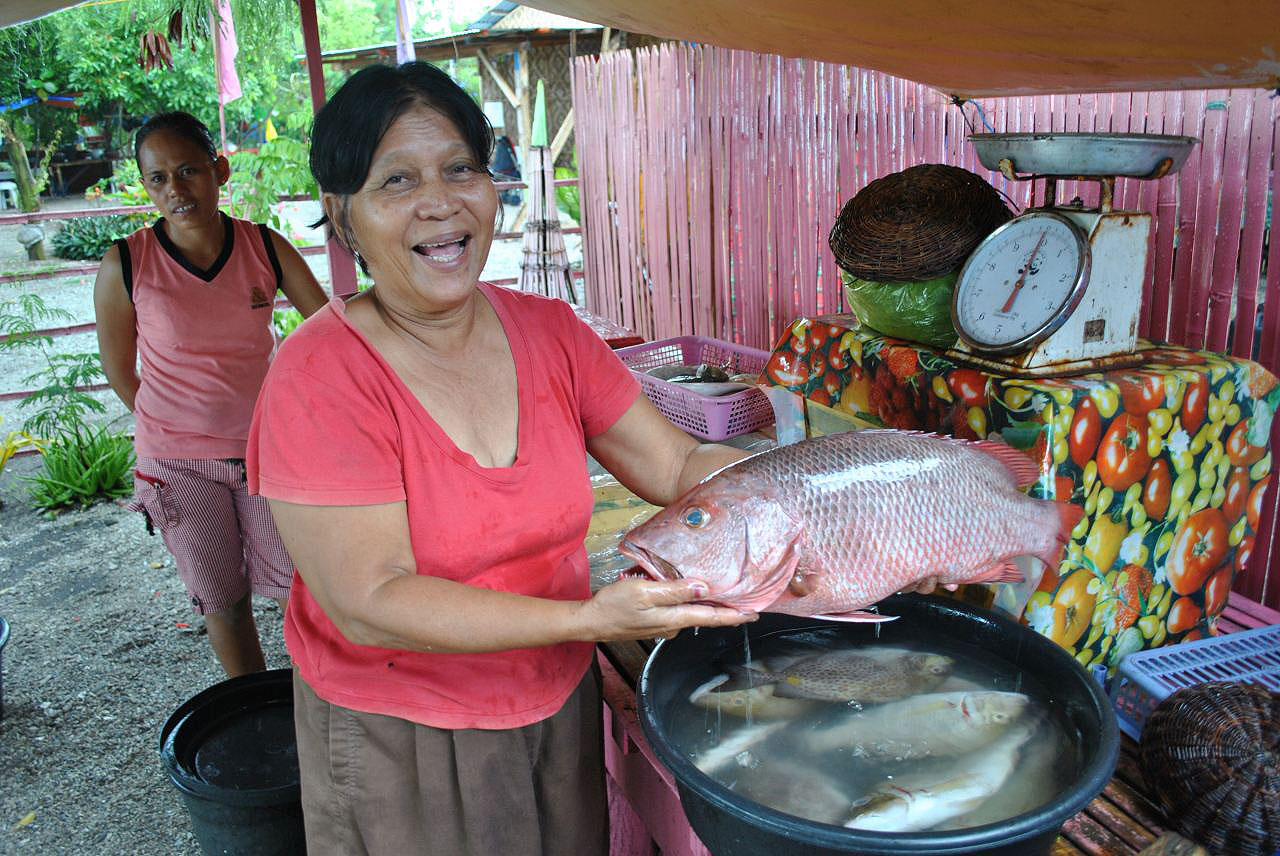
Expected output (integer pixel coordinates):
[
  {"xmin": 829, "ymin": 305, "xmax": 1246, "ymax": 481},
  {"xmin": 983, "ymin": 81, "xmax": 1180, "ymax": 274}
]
[
  {"xmin": 0, "ymin": 453, "xmax": 291, "ymax": 855},
  {"xmin": 0, "ymin": 193, "xmax": 584, "ymax": 854}
]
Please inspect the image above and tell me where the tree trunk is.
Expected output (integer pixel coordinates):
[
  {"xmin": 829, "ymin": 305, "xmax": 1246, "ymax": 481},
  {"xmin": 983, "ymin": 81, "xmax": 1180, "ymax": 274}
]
[{"xmin": 1, "ymin": 120, "xmax": 42, "ymax": 213}]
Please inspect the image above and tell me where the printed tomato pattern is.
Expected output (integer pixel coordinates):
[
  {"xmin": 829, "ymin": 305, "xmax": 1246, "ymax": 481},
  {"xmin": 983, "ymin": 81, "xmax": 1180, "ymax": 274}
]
[{"xmin": 766, "ymin": 320, "xmax": 1280, "ymax": 669}]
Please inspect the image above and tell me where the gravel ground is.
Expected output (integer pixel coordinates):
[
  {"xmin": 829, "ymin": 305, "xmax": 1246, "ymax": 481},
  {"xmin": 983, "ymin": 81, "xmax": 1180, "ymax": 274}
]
[
  {"xmin": 0, "ymin": 194, "xmax": 584, "ymax": 855},
  {"xmin": 0, "ymin": 454, "xmax": 290, "ymax": 855}
]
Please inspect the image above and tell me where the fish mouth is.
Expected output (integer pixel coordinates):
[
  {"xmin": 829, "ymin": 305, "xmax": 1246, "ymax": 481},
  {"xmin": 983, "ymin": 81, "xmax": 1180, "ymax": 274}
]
[{"xmin": 618, "ymin": 541, "xmax": 679, "ymax": 581}]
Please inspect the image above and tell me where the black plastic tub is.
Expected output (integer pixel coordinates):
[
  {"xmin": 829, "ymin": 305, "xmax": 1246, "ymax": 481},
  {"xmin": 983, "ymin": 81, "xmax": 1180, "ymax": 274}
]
[
  {"xmin": 159, "ymin": 668, "xmax": 305, "ymax": 856},
  {"xmin": 638, "ymin": 594, "xmax": 1120, "ymax": 856}
]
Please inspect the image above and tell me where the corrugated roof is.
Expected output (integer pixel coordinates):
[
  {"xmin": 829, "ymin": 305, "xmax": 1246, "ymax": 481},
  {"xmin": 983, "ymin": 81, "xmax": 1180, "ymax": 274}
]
[
  {"xmin": 470, "ymin": 2, "xmax": 520, "ymax": 31},
  {"xmin": 471, "ymin": 2, "xmax": 599, "ymax": 32}
]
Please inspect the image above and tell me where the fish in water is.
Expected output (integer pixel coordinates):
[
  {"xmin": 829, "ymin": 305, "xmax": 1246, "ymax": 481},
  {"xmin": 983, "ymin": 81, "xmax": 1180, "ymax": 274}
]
[
  {"xmin": 938, "ymin": 715, "xmax": 1061, "ymax": 830},
  {"xmin": 843, "ymin": 719, "xmax": 1037, "ymax": 832},
  {"xmin": 727, "ymin": 649, "xmax": 953, "ymax": 703},
  {"xmin": 806, "ymin": 690, "xmax": 1030, "ymax": 758},
  {"xmin": 726, "ymin": 759, "xmax": 855, "ymax": 826},
  {"xmin": 689, "ymin": 673, "xmax": 818, "ymax": 720},
  {"xmin": 693, "ymin": 719, "xmax": 790, "ymax": 774},
  {"xmin": 619, "ymin": 430, "xmax": 1083, "ymax": 621}
]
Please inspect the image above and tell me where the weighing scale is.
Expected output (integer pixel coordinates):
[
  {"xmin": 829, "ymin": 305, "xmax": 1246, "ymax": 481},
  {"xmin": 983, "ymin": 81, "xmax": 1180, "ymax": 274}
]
[{"xmin": 947, "ymin": 133, "xmax": 1199, "ymax": 378}]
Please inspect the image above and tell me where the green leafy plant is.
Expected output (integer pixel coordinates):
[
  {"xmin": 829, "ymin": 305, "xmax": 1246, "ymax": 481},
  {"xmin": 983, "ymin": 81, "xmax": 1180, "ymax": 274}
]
[
  {"xmin": 50, "ymin": 215, "xmax": 138, "ymax": 261},
  {"xmin": 0, "ymin": 290, "xmax": 65, "ymax": 352},
  {"xmin": 272, "ymin": 307, "xmax": 304, "ymax": 339},
  {"xmin": 228, "ymin": 136, "xmax": 316, "ymax": 231},
  {"xmin": 555, "ymin": 165, "xmax": 580, "ymax": 225},
  {"xmin": 1, "ymin": 287, "xmax": 132, "ymax": 510},
  {"xmin": 18, "ymin": 351, "xmax": 111, "ymax": 441},
  {"xmin": 1, "ymin": 292, "xmax": 108, "ymax": 439},
  {"xmin": 87, "ymin": 159, "xmax": 153, "ymax": 211},
  {"xmin": 23, "ymin": 422, "xmax": 135, "ymax": 511}
]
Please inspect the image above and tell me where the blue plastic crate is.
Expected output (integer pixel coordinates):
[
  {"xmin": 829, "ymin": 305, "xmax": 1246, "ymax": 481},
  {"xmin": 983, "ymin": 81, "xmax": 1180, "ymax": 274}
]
[{"xmin": 1109, "ymin": 624, "xmax": 1280, "ymax": 741}]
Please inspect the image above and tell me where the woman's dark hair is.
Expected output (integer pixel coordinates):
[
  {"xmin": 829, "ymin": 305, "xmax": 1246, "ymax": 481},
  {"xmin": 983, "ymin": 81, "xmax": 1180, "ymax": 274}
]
[
  {"xmin": 311, "ymin": 61, "xmax": 494, "ymax": 198},
  {"xmin": 134, "ymin": 112, "xmax": 218, "ymax": 165}
]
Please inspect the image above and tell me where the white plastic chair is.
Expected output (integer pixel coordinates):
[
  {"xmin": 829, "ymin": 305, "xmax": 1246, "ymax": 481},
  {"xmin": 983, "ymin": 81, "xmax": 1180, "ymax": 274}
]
[{"xmin": 0, "ymin": 181, "xmax": 17, "ymax": 210}]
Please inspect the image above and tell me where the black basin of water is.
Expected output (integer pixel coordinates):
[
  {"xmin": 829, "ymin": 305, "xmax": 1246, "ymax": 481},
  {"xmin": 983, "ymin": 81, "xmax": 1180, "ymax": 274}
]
[
  {"xmin": 159, "ymin": 668, "xmax": 305, "ymax": 855},
  {"xmin": 638, "ymin": 594, "xmax": 1120, "ymax": 856}
]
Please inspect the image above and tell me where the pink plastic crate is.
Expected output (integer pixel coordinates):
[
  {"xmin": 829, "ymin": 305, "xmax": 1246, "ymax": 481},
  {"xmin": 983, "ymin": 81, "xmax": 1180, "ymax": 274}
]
[{"xmin": 616, "ymin": 335, "xmax": 774, "ymax": 441}]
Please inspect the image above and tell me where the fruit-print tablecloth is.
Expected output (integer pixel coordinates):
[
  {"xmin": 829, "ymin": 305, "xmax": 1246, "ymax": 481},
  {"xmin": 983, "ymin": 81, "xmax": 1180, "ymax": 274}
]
[{"xmin": 764, "ymin": 316, "xmax": 1279, "ymax": 670}]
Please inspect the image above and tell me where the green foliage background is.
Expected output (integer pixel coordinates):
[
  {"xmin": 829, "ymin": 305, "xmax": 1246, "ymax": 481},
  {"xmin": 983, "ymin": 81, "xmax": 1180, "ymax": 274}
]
[{"xmin": 0, "ymin": 0, "xmax": 492, "ymax": 161}]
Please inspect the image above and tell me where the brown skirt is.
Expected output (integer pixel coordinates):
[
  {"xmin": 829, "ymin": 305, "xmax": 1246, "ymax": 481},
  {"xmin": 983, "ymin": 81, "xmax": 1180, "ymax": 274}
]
[{"xmin": 292, "ymin": 665, "xmax": 607, "ymax": 856}]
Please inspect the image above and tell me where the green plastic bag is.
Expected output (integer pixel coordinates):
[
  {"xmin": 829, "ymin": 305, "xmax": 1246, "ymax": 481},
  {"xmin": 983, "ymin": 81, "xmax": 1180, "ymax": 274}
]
[{"xmin": 840, "ymin": 269, "xmax": 959, "ymax": 350}]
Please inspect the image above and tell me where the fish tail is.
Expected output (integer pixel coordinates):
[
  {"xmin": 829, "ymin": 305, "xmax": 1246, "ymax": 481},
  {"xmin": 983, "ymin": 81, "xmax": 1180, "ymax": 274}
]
[{"xmin": 1040, "ymin": 501, "xmax": 1085, "ymax": 569}]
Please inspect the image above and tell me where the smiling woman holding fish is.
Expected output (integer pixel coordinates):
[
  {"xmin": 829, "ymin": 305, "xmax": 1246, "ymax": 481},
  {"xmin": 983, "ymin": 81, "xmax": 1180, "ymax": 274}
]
[{"xmin": 244, "ymin": 62, "xmax": 757, "ymax": 856}]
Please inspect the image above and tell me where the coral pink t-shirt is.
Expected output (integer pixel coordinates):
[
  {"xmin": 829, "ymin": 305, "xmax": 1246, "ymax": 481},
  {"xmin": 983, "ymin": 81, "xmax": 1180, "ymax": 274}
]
[
  {"xmin": 124, "ymin": 214, "xmax": 283, "ymax": 459},
  {"xmin": 246, "ymin": 285, "xmax": 640, "ymax": 729}
]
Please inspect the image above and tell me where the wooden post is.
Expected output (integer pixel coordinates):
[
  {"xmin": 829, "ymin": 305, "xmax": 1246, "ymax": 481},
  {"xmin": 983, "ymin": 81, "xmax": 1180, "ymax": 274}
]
[
  {"xmin": 550, "ymin": 108, "xmax": 574, "ymax": 162},
  {"xmin": 518, "ymin": 41, "xmax": 532, "ymax": 181},
  {"xmin": 297, "ymin": 0, "xmax": 359, "ymax": 298},
  {"xmin": 476, "ymin": 49, "xmax": 520, "ymax": 109}
]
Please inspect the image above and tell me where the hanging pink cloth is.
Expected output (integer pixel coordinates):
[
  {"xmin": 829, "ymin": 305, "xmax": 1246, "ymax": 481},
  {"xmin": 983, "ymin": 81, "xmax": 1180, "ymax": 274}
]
[{"xmin": 215, "ymin": 0, "xmax": 241, "ymax": 105}]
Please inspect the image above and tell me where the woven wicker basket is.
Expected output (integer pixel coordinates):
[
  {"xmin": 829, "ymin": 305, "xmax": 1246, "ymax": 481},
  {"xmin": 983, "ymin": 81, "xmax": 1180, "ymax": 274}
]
[
  {"xmin": 1138, "ymin": 681, "xmax": 1280, "ymax": 856},
  {"xmin": 828, "ymin": 163, "xmax": 1012, "ymax": 281}
]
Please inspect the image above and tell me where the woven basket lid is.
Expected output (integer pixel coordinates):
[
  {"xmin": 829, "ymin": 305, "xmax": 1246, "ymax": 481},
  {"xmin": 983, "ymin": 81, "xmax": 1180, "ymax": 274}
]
[
  {"xmin": 1138, "ymin": 681, "xmax": 1280, "ymax": 856},
  {"xmin": 828, "ymin": 163, "xmax": 1012, "ymax": 281}
]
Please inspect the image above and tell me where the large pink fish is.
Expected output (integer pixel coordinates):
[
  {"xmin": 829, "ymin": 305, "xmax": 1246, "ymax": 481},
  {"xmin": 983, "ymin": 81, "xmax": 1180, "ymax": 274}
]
[{"xmin": 620, "ymin": 430, "xmax": 1082, "ymax": 622}]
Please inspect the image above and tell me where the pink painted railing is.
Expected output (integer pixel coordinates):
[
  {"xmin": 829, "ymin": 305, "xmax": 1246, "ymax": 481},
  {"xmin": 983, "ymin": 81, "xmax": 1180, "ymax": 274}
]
[{"xmin": 570, "ymin": 44, "xmax": 1280, "ymax": 609}]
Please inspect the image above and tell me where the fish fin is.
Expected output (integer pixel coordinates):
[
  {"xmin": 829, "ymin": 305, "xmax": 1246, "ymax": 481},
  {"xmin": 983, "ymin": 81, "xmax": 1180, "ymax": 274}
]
[
  {"xmin": 809, "ymin": 610, "xmax": 900, "ymax": 624},
  {"xmin": 725, "ymin": 663, "xmax": 773, "ymax": 684},
  {"xmin": 969, "ymin": 439, "xmax": 1041, "ymax": 489},
  {"xmin": 968, "ymin": 560, "xmax": 1024, "ymax": 584},
  {"xmin": 742, "ymin": 517, "xmax": 805, "ymax": 608},
  {"xmin": 1039, "ymin": 502, "xmax": 1085, "ymax": 569}
]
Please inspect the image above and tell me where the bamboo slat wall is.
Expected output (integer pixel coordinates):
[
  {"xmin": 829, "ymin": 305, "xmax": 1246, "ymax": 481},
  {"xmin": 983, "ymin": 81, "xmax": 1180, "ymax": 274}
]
[{"xmin": 570, "ymin": 44, "xmax": 1280, "ymax": 609}]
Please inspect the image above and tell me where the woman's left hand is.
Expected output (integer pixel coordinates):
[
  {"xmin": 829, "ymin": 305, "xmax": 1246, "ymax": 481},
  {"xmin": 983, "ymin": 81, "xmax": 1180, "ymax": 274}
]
[{"xmin": 578, "ymin": 576, "xmax": 757, "ymax": 642}]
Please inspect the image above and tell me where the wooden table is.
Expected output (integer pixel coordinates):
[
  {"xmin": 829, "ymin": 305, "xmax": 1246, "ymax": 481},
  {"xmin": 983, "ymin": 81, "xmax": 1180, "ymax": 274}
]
[
  {"xmin": 597, "ymin": 592, "xmax": 1280, "ymax": 856},
  {"xmin": 49, "ymin": 158, "xmax": 114, "ymax": 196}
]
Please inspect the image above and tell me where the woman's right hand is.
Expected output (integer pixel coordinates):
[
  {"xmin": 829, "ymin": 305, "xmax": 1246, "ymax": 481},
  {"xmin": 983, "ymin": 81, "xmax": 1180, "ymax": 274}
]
[{"xmin": 580, "ymin": 576, "xmax": 757, "ymax": 642}]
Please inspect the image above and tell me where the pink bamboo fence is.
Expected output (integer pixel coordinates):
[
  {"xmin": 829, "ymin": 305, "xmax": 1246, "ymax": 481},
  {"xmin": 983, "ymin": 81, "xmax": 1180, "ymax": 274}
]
[{"xmin": 570, "ymin": 44, "xmax": 1280, "ymax": 609}]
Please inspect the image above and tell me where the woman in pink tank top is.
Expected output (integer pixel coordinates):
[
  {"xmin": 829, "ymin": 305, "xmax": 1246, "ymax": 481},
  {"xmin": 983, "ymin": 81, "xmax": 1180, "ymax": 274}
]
[{"xmin": 92, "ymin": 112, "xmax": 327, "ymax": 678}]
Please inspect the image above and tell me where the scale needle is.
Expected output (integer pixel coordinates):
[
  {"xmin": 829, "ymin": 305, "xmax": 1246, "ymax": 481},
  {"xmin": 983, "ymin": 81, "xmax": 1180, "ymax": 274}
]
[{"xmin": 1001, "ymin": 231, "xmax": 1048, "ymax": 314}]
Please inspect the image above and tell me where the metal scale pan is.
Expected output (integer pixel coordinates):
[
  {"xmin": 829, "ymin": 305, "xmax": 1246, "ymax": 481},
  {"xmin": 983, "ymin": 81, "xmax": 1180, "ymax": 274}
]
[{"xmin": 969, "ymin": 132, "xmax": 1198, "ymax": 181}]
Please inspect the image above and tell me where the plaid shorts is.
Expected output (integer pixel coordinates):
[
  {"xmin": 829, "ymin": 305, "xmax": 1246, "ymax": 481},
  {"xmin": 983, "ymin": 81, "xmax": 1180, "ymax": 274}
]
[{"xmin": 126, "ymin": 457, "xmax": 294, "ymax": 615}]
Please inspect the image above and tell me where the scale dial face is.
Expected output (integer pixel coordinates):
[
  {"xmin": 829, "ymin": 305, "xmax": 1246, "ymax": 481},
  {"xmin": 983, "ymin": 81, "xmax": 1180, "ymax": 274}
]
[{"xmin": 952, "ymin": 211, "xmax": 1091, "ymax": 355}]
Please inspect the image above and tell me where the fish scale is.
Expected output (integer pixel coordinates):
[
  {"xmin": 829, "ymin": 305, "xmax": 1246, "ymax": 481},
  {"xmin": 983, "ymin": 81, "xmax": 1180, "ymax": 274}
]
[{"xmin": 621, "ymin": 430, "xmax": 1082, "ymax": 621}]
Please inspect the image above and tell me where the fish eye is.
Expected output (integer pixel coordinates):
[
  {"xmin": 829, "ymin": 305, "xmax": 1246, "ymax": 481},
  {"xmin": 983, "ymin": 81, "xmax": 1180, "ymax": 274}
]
[{"xmin": 682, "ymin": 506, "xmax": 709, "ymax": 528}]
